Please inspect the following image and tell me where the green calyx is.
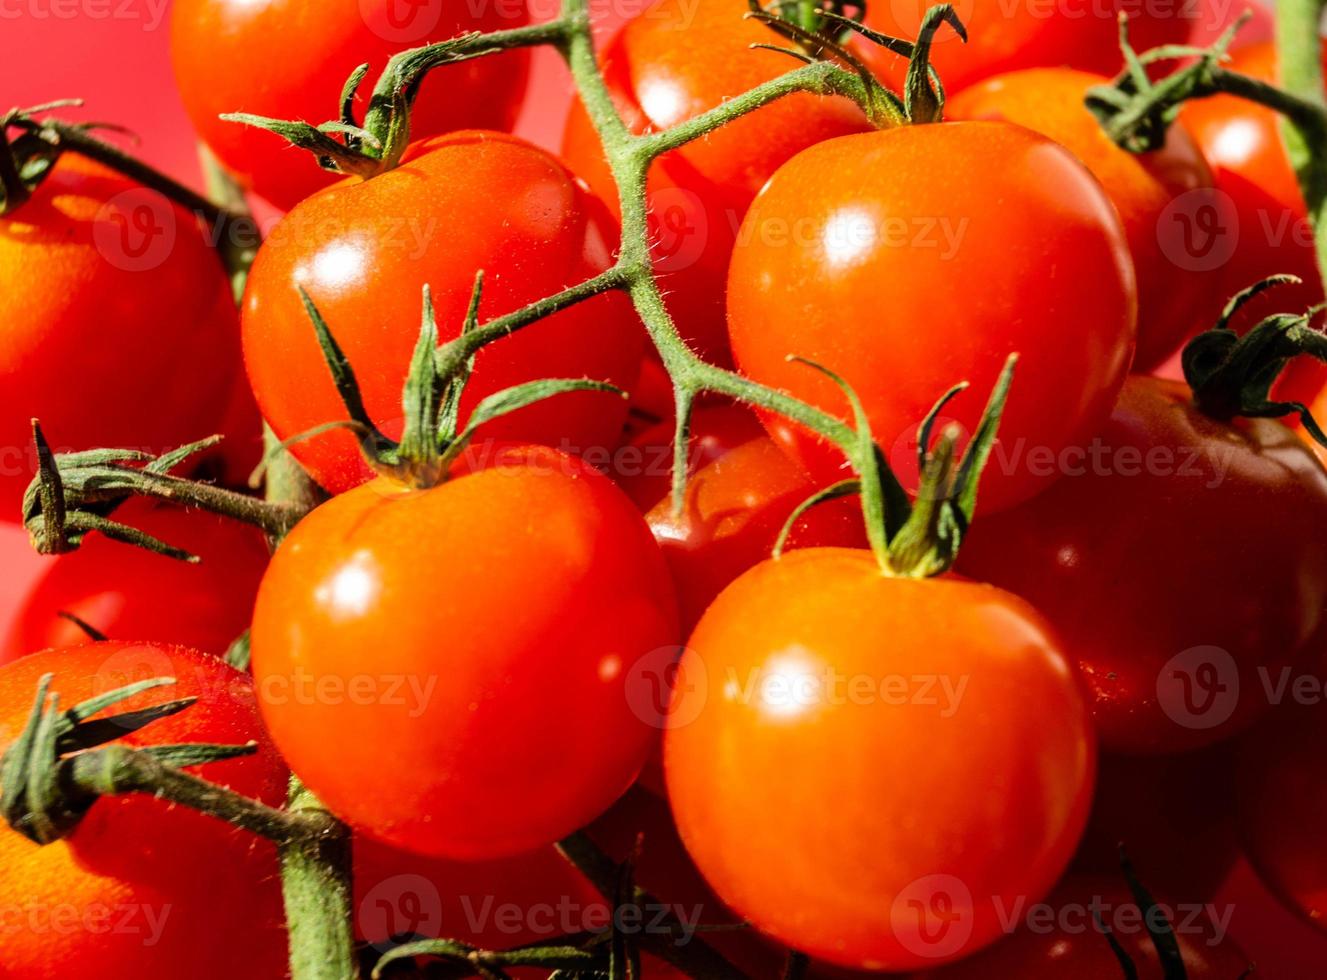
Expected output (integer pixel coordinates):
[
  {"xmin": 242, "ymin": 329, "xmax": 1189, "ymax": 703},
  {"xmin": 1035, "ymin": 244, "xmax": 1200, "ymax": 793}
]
[
  {"xmin": 289, "ymin": 280, "xmax": 624, "ymax": 491},
  {"xmin": 1182, "ymin": 276, "xmax": 1327, "ymax": 445},
  {"xmin": 775, "ymin": 354, "xmax": 1018, "ymax": 579}
]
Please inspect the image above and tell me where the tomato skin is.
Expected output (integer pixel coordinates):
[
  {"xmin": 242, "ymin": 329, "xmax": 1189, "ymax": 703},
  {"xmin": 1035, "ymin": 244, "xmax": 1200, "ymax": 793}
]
[
  {"xmin": 0, "ymin": 643, "xmax": 288, "ymax": 979},
  {"xmin": 1181, "ymin": 42, "xmax": 1327, "ymax": 406},
  {"xmin": 948, "ymin": 68, "xmax": 1216, "ymax": 372},
  {"xmin": 615, "ymin": 403, "xmax": 766, "ymax": 509},
  {"xmin": 911, "ymin": 878, "xmax": 1253, "ymax": 979},
  {"xmin": 242, "ymin": 131, "xmax": 642, "ymax": 495},
  {"xmin": 0, "ymin": 154, "xmax": 242, "ymax": 520},
  {"xmin": 859, "ymin": 1, "xmax": 1195, "ymax": 96},
  {"xmin": 664, "ymin": 548, "xmax": 1095, "ymax": 971},
  {"xmin": 728, "ymin": 121, "xmax": 1136, "ymax": 515},
  {"xmin": 561, "ymin": 0, "xmax": 872, "ymax": 365},
  {"xmin": 958, "ymin": 376, "xmax": 1327, "ymax": 754},
  {"xmin": 169, "ymin": 0, "xmax": 531, "ymax": 211},
  {"xmin": 2, "ymin": 503, "xmax": 270, "ymax": 665},
  {"xmin": 251, "ymin": 444, "xmax": 679, "ymax": 859}
]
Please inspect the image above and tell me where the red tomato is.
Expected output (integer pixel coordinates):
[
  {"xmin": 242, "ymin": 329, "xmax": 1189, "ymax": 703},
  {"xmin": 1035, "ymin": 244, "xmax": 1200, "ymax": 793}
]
[
  {"xmin": 1181, "ymin": 42, "xmax": 1327, "ymax": 406},
  {"xmin": 169, "ymin": 0, "xmax": 531, "ymax": 211},
  {"xmin": 860, "ymin": 1, "xmax": 1195, "ymax": 95},
  {"xmin": 911, "ymin": 877, "xmax": 1253, "ymax": 979},
  {"xmin": 1238, "ymin": 697, "xmax": 1327, "ymax": 932},
  {"xmin": 0, "ymin": 643, "xmax": 288, "ymax": 979},
  {"xmin": 1072, "ymin": 743, "xmax": 1239, "ymax": 904},
  {"xmin": 250, "ymin": 444, "xmax": 678, "ymax": 859},
  {"xmin": 561, "ymin": 0, "xmax": 872, "ymax": 365},
  {"xmin": 727, "ymin": 121, "xmax": 1137, "ymax": 515},
  {"xmin": 958, "ymin": 376, "xmax": 1327, "ymax": 754},
  {"xmin": 615, "ymin": 403, "xmax": 765, "ymax": 510},
  {"xmin": 664, "ymin": 548, "xmax": 1095, "ymax": 971},
  {"xmin": 948, "ymin": 68, "xmax": 1216, "ymax": 372},
  {"xmin": 2, "ymin": 502, "xmax": 270, "ymax": 665},
  {"xmin": 0, "ymin": 154, "xmax": 243, "ymax": 520},
  {"xmin": 242, "ymin": 131, "xmax": 642, "ymax": 494}
]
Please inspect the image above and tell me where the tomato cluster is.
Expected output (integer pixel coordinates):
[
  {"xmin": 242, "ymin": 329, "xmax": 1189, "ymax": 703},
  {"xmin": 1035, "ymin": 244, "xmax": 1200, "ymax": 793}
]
[{"xmin": 3, "ymin": 1, "xmax": 1327, "ymax": 978}]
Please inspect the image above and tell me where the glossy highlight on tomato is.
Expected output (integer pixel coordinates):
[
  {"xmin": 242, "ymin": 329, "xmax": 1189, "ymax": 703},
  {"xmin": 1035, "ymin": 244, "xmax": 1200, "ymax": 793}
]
[
  {"xmin": 562, "ymin": 0, "xmax": 872, "ymax": 365},
  {"xmin": 242, "ymin": 130, "xmax": 642, "ymax": 494},
  {"xmin": 958, "ymin": 376, "xmax": 1327, "ymax": 754},
  {"xmin": 0, "ymin": 643, "xmax": 289, "ymax": 979},
  {"xmin": 664, "ymin": 547, "xmax": 1095, "ymax": 971},
  {"xmin": 250, "ymin": 444, "xmax": 678, "ymax": 859},
  {"xmin": 727, "ymin": 121, "xmax": 1137, "ymax": 515},
  {"xmin": 170, "ymin": 0, "xmax": 532, "ymax": 210}
]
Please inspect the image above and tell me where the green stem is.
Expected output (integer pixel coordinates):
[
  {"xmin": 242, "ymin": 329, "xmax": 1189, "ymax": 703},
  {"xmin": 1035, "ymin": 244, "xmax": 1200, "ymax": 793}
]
[
  {"xmin": 1275, "ymin": 0, "xmax": 1327, "ymax": 295},
  {"xmin": 279, "ymin": 779, "xmax": 358, "ymax": 980}
]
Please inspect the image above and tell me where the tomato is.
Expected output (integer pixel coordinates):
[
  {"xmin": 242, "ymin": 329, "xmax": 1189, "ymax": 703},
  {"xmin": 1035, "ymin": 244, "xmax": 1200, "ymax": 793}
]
[
  {"xmin": 561, "ymin": 0, "xmax": 872, "ymax": 365},
  {"xmin": 664, "ymin": 547, "xmax": 1095, "ymax": 971},
  {"xmin": 0, "ymin": 643, "xmax": 288, "ymax": 979},
  {"xmin": 615, "ymin": 403, "xmax": 765, "ymax": 510},
  {"xmin": 911, "ymin": 877, "xmax": 1253, "ymax": 979},
  {"xmin": 0, "ymin": 153, "xmax": 243, "ymax": 520},
  {"xmin": 1181, "ymin": 42, "xmax": 1327, "ymax": 406},
  {"xmin": 958, "ymin": 376, "xmax": 1327, "ymax": 754},
  {"xmin": 727, "ymin": 121, "xmax": 1136, "ymax": 515},
  {"xmin": 170, "ymin": 0, "xmax": 532, "ymax": 211},
  {"xmin": 242, "ymin": 131, "xmax": 642, "ymax": 495},
  {"xmin": 948, "ymin": 68, "xmax": 1217, "ymax": 372},
  {"xmin": 1238, "ymin": 697, "xmax": 1327, "ymax": 932},
  {"xmin": 859, "ymin": 1, "xmax": 1196, "ymax": 96},
  {"xmin": 2, "ymin": 502, "xmax": 270, "ymax": 665},
  {"xmin": 1072, "ymin": 743, "xmax": 1239, "ymax": 904},
  {"xmin": 645, "ymin": 436, "xmax": 866, "ymax": 633},
  {"xmin": 250, "ymin": 444, "xmax": 678, "ymax": 859}
]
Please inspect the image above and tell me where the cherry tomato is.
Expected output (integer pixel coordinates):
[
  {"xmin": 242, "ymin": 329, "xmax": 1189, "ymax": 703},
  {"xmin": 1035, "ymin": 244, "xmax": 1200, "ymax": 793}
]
[
  {"xmin": 561, "ymin": 0, "xmax": 872, "ymax": 365},
  {"xmin": 2, "ymin": 502, "xmax": 270, "ymax": 665},
  {"xmin": 1072, "ymin": 743, "xmax": 1239, "ymax": 904},
  {"xmin": 250, "ymin": 444, "xmax": 678, "ymax": 859},
  {"xmin": 664, "ymin": 547, "xmax": 1095, "ymax": 971},
  {"xmin": 1181, "ymin": 42, "xmax": 1327, "ymax": 406},
  {"xmin": 242, "ymin": 131, "xmax": 642, "ymax": 494},
  {"xmin": 958, "ymin": 376, "xmax": 1327, "ymax": 754},
  {"xmin": 727, "ymin": 121, "xmax": 1137, "ymax": 514},
  {"xmin": 170, "ymin": 0, "xmax": 532, "ymax": 211},
  {"xmin": 912, "ymin": 877, "xmax": 1254, "ymax": 979},
  {"xmin": 0, "ymin": 153, "xmax": 243, "ymax": 520},
  {"xmin": 948, "ymin": 68, "xmax": 1216, "ymax": 372},
  {"xmin": 0, "ymin": 643, "xmax": 288, "ymax": 979},
  {"xmin": 860, "ymin": 1, "xmax": 1195, "ymax": 96},
  {"xmin": 1238, "ymin": 697, "xmax": 1327, "ymax": 932}
]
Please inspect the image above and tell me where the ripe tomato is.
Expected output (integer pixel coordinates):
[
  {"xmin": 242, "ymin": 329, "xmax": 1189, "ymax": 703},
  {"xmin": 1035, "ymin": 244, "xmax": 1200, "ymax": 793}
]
[
  {"xmin": 911, "ymin": 878, "xmax": 1253, "ymax": 979},
  {"xmin": 958, "ymin": 376, "xmax": 1327, "ymax": 754},
  {"xmin": 2, "ymin": 502, "xmax": 270, "ymax": 665},
  {"xmin": 1072, "ymin": 743, "xmax": 1239, "ymax": 904},
  {"xmin": 727, "ymin": 121, "xmax": 1136, "ymax": 515},
  {"xmin": 860, "ymin": 1, "xmax": 1195, "ymax": 95},
  {"xmin": 615, "ymin": 403, "xmax": 765, "ymax": 510},
  {"xmin": 948, "ymin": 68, "xmax": 1216, "ymax": 372},
  {"xmin": 1181, "ymin": 42, "xmax": 1327, "ymax": 406},
  {"xmin": 250, "ymin": 444, "xmax": 678, "ymax": 859},
  {"xmin": 1238, "ymin": 698, "xmax": 1327, "ymax": 932},
  {"xmin": 645, "ymin": 436, "xmax": 866, "ymax": 633},
  {"xmin": 170, "ymin": 0, "xmax": 531, "ymax": 211},
  {"xmin": 242, "ymin": 131, "xmax": 642, "ymax": 494},
  {"xmin": 0, "ymin": 643, "xmax": 288, "ymax": 979},
  {"xmin": 0, "ymin": 153, "xmax": 242, "ymax": 520},
  {"xmin": 561, "ymin": 0, "xmax": 872, "ymax": 365},
  {"xmin": 664, "ymin": 547, "xmax": 1095, "ymax": 971}
]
